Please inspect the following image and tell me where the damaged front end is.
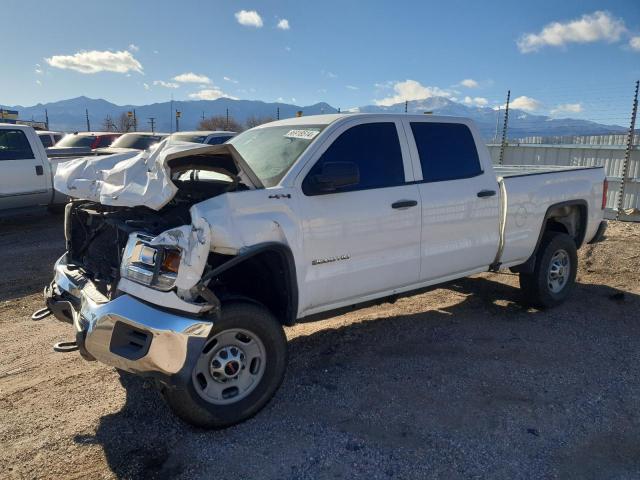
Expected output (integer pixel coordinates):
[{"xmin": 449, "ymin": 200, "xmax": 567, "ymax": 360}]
[{"xmin": 45, "ymin": 142, "xmax": 258, "ymax": 384}]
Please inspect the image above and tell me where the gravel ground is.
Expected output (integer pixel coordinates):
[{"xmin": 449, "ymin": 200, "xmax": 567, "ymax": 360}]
[{"xmin": 1, "ymin": 214, "xmax": 639, "ymax": 479}]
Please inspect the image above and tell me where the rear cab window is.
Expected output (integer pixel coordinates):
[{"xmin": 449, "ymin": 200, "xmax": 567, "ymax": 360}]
[
  {"xmin": 410, "ymin": 122, "xmax": 482, "ymax": 182},
  {"xmin": 302, "ymin": 122, "xmax": 405, "ymax": 195},
  {"xmin": 0, "ymin": 129, "xmax": 35, "ymax": 160},
  {"xmin": 38, "ymin": 134, "xmax": 53, "ymax": 148}
]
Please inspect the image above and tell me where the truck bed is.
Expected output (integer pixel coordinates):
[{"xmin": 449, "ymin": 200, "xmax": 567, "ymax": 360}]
[{"xmin": 494, "ymin": 164, "xmax": 602, "ymax": 178}]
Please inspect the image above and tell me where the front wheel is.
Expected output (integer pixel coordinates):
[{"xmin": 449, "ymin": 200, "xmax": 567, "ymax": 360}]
[
  {"xmin": 163, "ymin": 302, "xmax": 287, "ymax": 429},
  {"xmin": 519, "ymin": 232, "xmax": 578, "ymax": 308}
]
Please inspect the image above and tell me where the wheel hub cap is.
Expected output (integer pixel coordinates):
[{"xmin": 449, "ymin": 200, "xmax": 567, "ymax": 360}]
[
  {"xmin": 547, "ymin": 249, "xmax": 570, "ymax": 293},
  {"xmin": 210, "ymin": 346, "xmax": 246, "ymax": 381},
  {"xmin": 193, "ymin": 328, "xmax": 267, "ymax": 405}
]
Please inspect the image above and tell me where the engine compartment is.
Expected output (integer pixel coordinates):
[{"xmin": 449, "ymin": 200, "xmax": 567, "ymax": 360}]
[{"xmin": 65, "ymin": 155, "xmax": 246, "ymax": 298}]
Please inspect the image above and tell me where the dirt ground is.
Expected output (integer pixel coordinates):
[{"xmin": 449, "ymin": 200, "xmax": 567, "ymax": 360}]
[{"xmin": 1, "ymin": 214, "xmax": 639, "ymax": 480}]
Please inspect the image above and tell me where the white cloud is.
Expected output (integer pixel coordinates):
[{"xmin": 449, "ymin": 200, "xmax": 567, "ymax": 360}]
[
  {"xmin": 189, "ymin": 88, "xmax": 237, "ymax": 100},
  {"xmin": 153, "ymin": 50, "xmax": 159, "ymax": 54},
  {"xmin": 517, "ymin": 11, "xmax": 626, "ymax": 53},
  {"xmin": 143, "ymin": 83, "xmax": 150, "ymax": 90},
  {"xmin": 508, "ymin": 95, "xmax": 543, "ymax": 111},
  {"xmin": 630, "ymin": 36, "xmax": 640, "ymax": 51},
  {"xmin": 277, "ymin": 19, "xmax": 290, "ymax": 30},
  {"xmin": 128, "ymin": 44, "xmax": 139, "ymax": 52},
  {"xmin": 463, "ymin": 96, "xmax": 489, "ymax": 107},
  {"xmin": 235, "ymin": 10, "xmax": 263, "ymax": 28},
  {"xmin": 35, "ymin": 79, "xmax": 42, "ymax": 86},
  {"xmin": 153, "ymin": 80, "xmax": 180, "ymax": 89},
  {"xmin": 460, "ymin": 78, "xmax": 479, "ymax": 88},
  {"xmin": 173, "ymin": 72, "xmax": 212, "ymax": 84},
  {"xmin": 346, "ymin": 85, "xmax": 359, "ymax": 90},
  {"xmin": 223, "ymin": 76, "xmax": 239, "ymax": 84},
  {"xmin": 550, "ymin": 103, "xmax": 583, "ymax": 115},
  {"xmin": 45, "ymin": 49, "xmax": 143, "ymax": 74},
  {"xmin": 35, "ymin": 64, "xmax": 43, "ymax": 75},
  {"xmin": 285, "ymin": 46, "xmax": 292, "ymax": 52},
  {"xmin": 374, "ymin": 79, "xmax": 452, "ymax": 106}
]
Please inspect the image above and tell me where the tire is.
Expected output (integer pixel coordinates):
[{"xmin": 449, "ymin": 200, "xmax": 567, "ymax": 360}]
[
  {"xmin": 519, "ymin": 232, "xmax": 578, "ymax": 308},
  {"xmin": 163, "ymin": 302, "xmax": 287, "ymax": 429}
]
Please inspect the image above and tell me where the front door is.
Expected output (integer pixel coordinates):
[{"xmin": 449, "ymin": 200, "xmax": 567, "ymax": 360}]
[{"xmin": 297, "ymin": 120, "xmax": 422, "ymax": 314}]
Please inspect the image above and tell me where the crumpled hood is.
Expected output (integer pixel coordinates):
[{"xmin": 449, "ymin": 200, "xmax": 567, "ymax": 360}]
[{"xmin": 54, "ymin": 140, "xmax": 261, "ymax": 210}]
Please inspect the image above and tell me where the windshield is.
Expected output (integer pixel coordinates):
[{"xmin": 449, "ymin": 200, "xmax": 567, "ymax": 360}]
[
  {"xmin": 170, "ymin": 134, "xmax": 208, "ymax": 143},
  {"xmin": 55, "ymin": 134, "xmax": 96, "ymax": 148},
  {"xmin": 229, "ymin": 125, "xmax": 325, "ymax": 187},
  {"xmin": 111, "ymin": 134, "xmax": 165, "ymax": 150}
]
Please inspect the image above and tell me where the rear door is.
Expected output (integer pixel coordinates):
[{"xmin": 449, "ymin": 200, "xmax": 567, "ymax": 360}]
[
  {"xmin": 0, "ymin": 128, "xmax": 50, "ymax": 210},
  {"xmin": 403, "ymin": 119, "xmax": 500, "ymax": 281},
  {"xmin": 296, "ymin": 119, "xmax": 422, "ymax": 314}
]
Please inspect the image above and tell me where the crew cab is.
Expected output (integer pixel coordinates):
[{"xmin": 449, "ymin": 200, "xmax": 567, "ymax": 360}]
[
  {"xmin": 43, "ymin": 114, "xmax": 607, "ymax": 428},
  {"xmin": 168, "ymin": 130, "xmax": 237, "ymax": 145},
  {"xmin": 0, "ymin": 123, "xmax": 68, "ymax": 215}
]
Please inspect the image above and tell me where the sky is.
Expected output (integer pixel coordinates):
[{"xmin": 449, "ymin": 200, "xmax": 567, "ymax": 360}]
[{"xmin": 1, "ymin": 0, "xmax": 639, "ymax": 123}]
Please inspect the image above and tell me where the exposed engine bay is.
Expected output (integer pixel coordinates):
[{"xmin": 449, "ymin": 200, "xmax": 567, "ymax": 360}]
[{"xmin": 63, "ymin": 148, "xmax": 252, "ymax": 301}]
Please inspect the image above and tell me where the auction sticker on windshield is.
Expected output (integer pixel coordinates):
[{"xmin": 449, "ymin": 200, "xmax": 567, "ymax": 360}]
[{"xmin": 284, "ymin": 129, "xmax": 320, "ymax": 140}]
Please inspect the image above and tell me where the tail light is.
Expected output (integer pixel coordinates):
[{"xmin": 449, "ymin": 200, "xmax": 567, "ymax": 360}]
[{"xmin": 601, "ymin": 178, "xmax": 608, "ymax": 210}]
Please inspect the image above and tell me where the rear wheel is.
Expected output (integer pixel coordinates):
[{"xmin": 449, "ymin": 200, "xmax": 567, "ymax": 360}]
[
  {"xmin": 163, "ymin": 302, "xmax": 287, "ymax": 429},
  {"xmin": 519, "ymin": 232, "xmax": 578, "ymax": 308}
]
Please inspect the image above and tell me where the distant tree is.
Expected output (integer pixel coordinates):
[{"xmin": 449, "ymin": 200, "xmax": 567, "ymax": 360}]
[
  {"xmin": 101, "ymin": 115, "xmax": 115, "ymax": 132},
  {"xmin": 198, "ymin": 115, "xmax": 243, "ymax": 132},
  {"xmin": 115, "ymin": 112, "xmax": 134, "ymax": 133},
  {"xmin": 245, "ymin": 115, "xmax": 275, "ymax": 129}
]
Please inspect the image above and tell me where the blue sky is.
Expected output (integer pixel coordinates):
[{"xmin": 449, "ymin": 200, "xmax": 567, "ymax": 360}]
[{"xmin": 1, "ymin": 0, "xmax": 639, "ymax": 123}]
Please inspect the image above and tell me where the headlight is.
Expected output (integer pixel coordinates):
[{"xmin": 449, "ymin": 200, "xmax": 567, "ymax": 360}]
[{"xmin": 121, "ymin": 233, "xmax": 181, "ymax": 291}]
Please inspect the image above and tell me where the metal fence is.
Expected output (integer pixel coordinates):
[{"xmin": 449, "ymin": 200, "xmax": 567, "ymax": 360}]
[{"xmin": 487, "ymin": 136, "xmax": 640, "ymax": 221}]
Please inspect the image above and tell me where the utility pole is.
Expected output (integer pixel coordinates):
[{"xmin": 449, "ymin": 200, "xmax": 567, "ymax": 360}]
[
  {"xmin": 338, "ymin": 107, "xmax": 341, "ymax": 113},
  {"xmin": 201, "ymin": 111, "xmax": 205, "ymax": 121},
  {"xmin": 45, "ymin": 109, "xmax": 49, "ymax": 130},
  {"xmin": 404, "ymin": 100, "xmax": 408, "ymax": 113},
  {"xmin": 175, "ymin": 110, "xmax": 181, "ymax": 132},
  {"xmin": 616, "ymin": 80, "xmax": 639, "ymax": 219},
  {"xmin": 148, "ymin": 117, "xmax": 156, "ymax": 133},
  {"xmin": 276, "ymin": 107, "xmax": 280, "ymax": 120},
  {"xmin": 498, "ymin": 90, "xmax": 511, "ymax": 166},
  {"xmin": 133, "ymin": 109, "xmax": 137, "ymax": 132},
  {"xmin": 225, "ymin": 108, "xmax": 229, "ymax": 130},
  {"xmin": 85, "ymin": 109, "xmax": 91, "ymax": 131}
]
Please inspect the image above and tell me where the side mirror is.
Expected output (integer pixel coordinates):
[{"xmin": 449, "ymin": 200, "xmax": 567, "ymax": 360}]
[{"xmin": 308, "ymin": 161, "xmax": 360, "ymax": 193}]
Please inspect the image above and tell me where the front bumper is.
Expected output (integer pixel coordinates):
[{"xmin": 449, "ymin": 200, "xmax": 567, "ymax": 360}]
[{"xmin": 45, "ymin": 255, "xmax": 213, "ymax": 385}]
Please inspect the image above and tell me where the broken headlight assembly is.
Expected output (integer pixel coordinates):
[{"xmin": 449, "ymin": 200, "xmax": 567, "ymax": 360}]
[{"xmin": 121, "ymin": 233, "xmax": 182, "ymax": 291}]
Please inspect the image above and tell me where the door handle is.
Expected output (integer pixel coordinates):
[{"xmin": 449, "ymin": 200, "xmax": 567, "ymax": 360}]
[
  {"xmin": 477, "ymin": 190, "xmax": 496, "ymax": 198},
  {"xmin": 391, "ymin": 200, "xmax": 418, "ymax": 209},
  {"xmin": 35, "ymin": 165, "xmax": 44, "ymax": 176}
]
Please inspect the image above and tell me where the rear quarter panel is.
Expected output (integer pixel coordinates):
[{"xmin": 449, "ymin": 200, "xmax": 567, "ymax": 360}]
[{"xmin": 500, "ymin": 167, "xmax": 605, "ymax": 266}]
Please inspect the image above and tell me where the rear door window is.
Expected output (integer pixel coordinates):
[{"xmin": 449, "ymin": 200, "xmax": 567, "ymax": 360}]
[
  {"xmin": 303, "ymin": 122, "xmax": 405, "ymax": 194},
  {"xmin": 0, "ymin": 129, "xmax": 35, "ymax": 160},
  {"xmin": 410, "ymin": 122, "xmax": 482, "ymax": 182}
]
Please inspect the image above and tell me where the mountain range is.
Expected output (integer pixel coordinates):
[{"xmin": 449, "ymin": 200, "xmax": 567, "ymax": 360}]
[{"xmin": 2, "ymin": 95, "xmax": 629, "ymax": 140}]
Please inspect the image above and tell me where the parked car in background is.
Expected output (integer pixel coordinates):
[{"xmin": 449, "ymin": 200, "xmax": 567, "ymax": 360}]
[
  {"xmin": 36, "ymin": 130, "xmax": 65, "ymax": 148},
  {"xmin": 169, "ymin": 130, "xmax": 237, "ymax": 145},
  {"xmin": 0, "ymin": 124, "xmax": 68, "ymax": 215},
  {"xmin": 95, "ymin": 132, "xmax": 168, "ymax": 154},
  {"xmin": 47, "ymin": 131, "xmax": 120, "ymax": 157},
  {"xmin": 46, "ymin": 113, "xmax": 608, "ymax": 428}
]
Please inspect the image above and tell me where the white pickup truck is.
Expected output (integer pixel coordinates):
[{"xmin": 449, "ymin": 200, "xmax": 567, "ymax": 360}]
[
  {"xmin": 44, "ymin": 114, "xmax": 607, "ymax": 428},
  {"xmin": 0, "ymin": 124, "xmax": 68, "ymax": 215}
]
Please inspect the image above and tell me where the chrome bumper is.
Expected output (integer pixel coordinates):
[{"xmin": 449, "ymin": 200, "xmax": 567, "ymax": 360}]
[{"xmin": 45, "ymin": 255, "xmax": 213, "ymax": 384}]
